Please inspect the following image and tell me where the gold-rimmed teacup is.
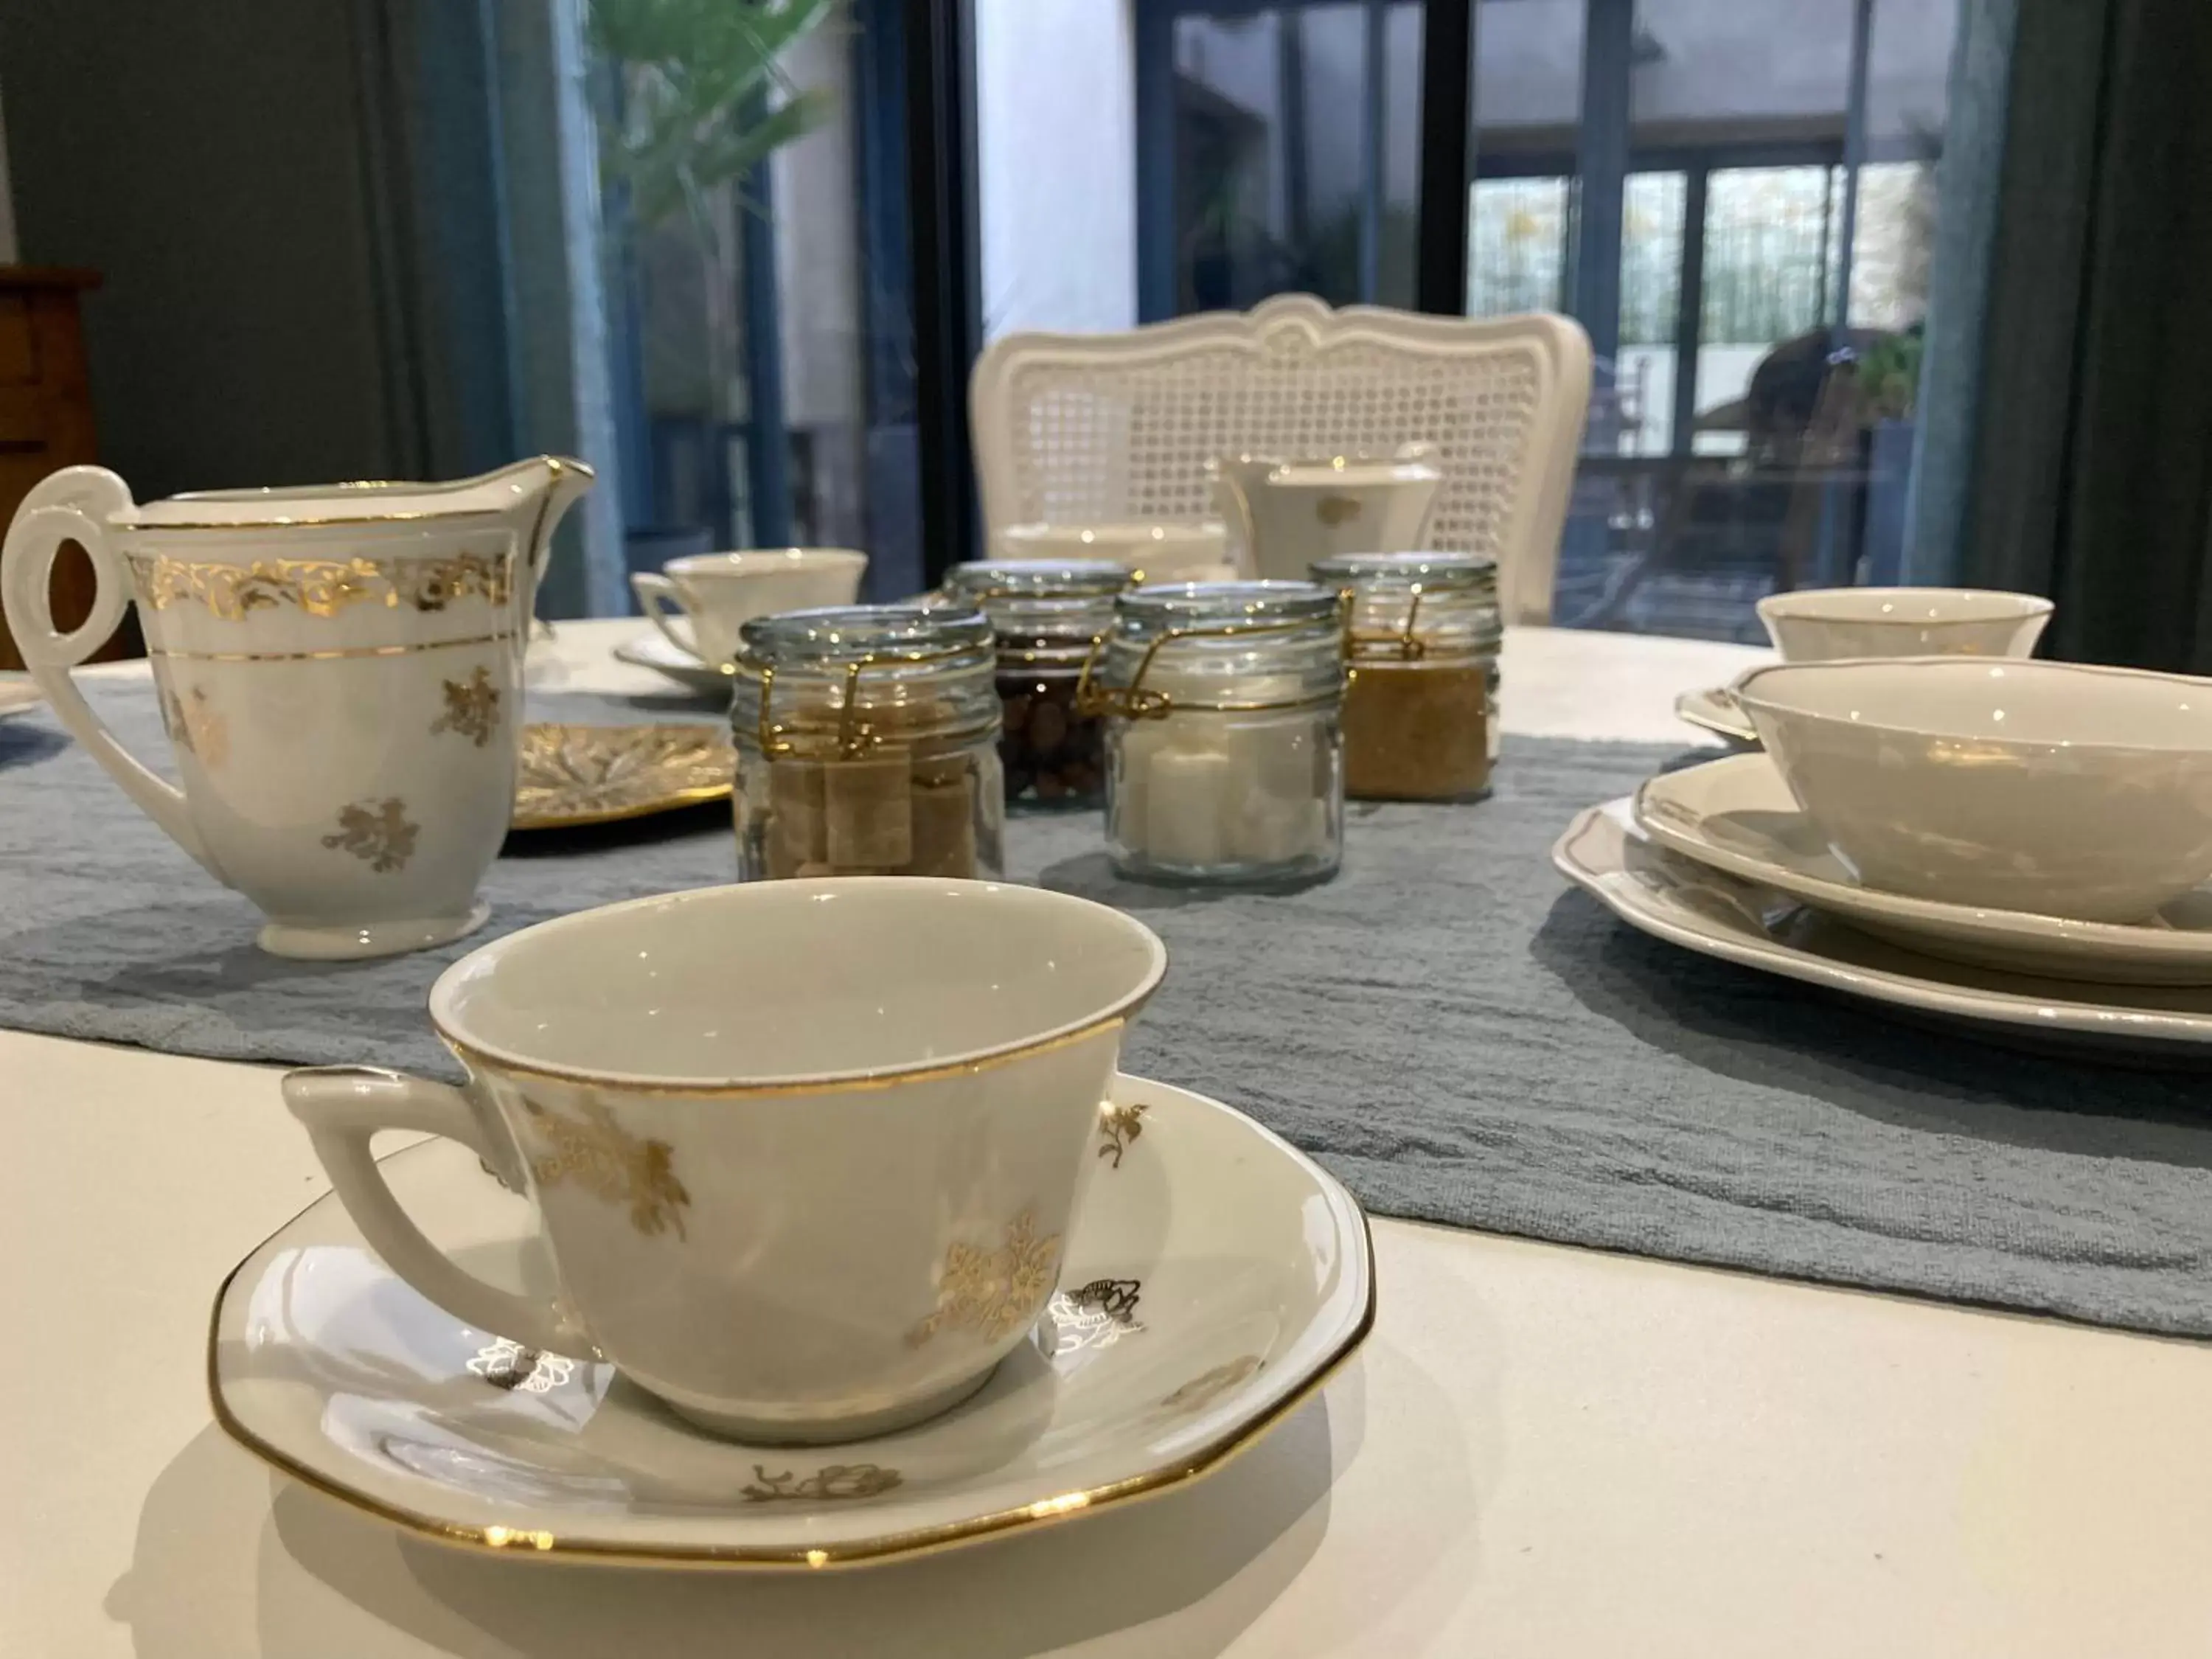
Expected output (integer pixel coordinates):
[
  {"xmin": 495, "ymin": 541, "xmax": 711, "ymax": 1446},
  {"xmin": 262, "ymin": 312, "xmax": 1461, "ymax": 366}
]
[{"xmin": 283, "ymin": 877, "xmax": 1167, "ymax": 1444}]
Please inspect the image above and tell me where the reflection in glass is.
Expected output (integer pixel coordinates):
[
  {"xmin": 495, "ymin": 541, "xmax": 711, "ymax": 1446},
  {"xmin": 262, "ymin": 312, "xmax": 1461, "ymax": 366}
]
[{"xmin": 1166, "ymin": 4, "xmax": 1422, "ymax": 313}]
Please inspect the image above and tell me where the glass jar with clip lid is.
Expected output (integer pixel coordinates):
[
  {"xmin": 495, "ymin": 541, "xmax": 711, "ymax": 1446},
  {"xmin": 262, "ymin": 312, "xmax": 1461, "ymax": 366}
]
[
  {"xmin": 730, "ymin": 605, "xmax": 1004, "ymax": 880},
  {"xmin": 1313, "ymin": 551, "xmax": 1500, "ymax": 801},
  {"xmin": 942, "ymin": 557, "xmax": 1131, "ymax": 809},
  {"xmin": 1081, "ymin": 580, "xmax": 1346, "ymax": 884}
]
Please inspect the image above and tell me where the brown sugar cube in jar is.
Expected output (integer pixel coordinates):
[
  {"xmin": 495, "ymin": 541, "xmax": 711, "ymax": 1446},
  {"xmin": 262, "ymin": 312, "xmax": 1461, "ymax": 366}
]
[
  {"xmin": 824, "ymin": 747, "xmax": 914, "ymax": 868},
  {"xmin": 906, "ymin": 752, "xmax": 980, "ymax": 877},
  {"xmin": 765, "ymin": 757, "xmax": 827, "ymax": 877}
]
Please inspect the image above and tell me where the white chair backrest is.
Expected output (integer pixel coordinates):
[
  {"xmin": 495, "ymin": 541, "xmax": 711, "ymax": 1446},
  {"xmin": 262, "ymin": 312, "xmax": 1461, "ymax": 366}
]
[{"xmin": 970, "ymin": 295, "xmax": 1593, "ymax": 624}]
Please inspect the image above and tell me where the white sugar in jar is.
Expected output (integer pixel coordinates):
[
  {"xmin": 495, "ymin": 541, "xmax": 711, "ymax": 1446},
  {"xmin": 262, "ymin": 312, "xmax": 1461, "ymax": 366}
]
[{"xmin": 1087, "ymin": 581, "xmax": 1345, "ymax": 886}]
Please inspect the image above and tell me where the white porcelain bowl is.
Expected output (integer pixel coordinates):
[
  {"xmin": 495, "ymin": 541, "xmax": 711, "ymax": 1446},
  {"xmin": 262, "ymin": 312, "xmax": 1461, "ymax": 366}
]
[
  {"xmin": 1735, "ymin": 658, "xmax": 2212, "ymax": 922},
  {"xmin": 1756, "ymin": 586, "xmax": 2053, "ymax": 661}
]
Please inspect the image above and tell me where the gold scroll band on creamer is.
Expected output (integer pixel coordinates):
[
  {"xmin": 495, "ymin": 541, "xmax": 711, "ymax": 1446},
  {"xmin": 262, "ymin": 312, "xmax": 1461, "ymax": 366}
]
[{"xmin": 124, "ymin": 551, "xmax": 514, "ymax": 622}]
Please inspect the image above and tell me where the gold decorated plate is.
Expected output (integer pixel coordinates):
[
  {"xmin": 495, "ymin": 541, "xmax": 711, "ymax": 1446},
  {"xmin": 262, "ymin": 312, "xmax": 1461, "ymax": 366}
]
[{"xmin": 511, "ymin": 723, "xmax": 734, "ymax": 830}]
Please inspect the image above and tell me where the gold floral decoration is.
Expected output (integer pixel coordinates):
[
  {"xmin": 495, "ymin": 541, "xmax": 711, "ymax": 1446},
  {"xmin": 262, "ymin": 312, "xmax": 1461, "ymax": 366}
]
[
  {"xmin": 511, "ymin": 723, "xmax": 734, "ymax": 830},
  {"xmin": 528, "ymin": 1096, "xmax": 691, "ymax": 1240},
  {"xmin": 1314, "ymin": 494, "xmax": 1363, "ymax": 526},
  {"xmin": 740, "ymin": 1464, "xmax": 903, "ymax": 1504},
  {"xmin": 1097, "ymin": 1099, "xmax": 1146, "ymax": 1169},
  {"xmin": 1043, "ymin": 1278, "xmax": 1145, "ymax": 1360},
  {"xmin": 128, "ymin": 550, "xmax": 512, "ymax": 622},
  {"xmin": 1068, "ymin": 1277, "xmax": 1141, "ymax": 1322},
  {"xmin": 320, "ymin": 797, "xmax": 418, "ymax": 873},
  {"xmin": 160, "ymin": 684, "xmax": 228, "ymax": 767},
  {"xmin": 1159, "ymin": 1354, "xmax": 1264, "ymax": 1416},
  {"xmin": 908, "ymin": 1207, "xmax": 1062, "ymax": 1347},
  {"xmin": 430, "ymin": 667, "xmax": 501, "ymax": 746},
  {"xmin": 466, "ymin": 1338, "xmax": 577, "ymax": 1395}
]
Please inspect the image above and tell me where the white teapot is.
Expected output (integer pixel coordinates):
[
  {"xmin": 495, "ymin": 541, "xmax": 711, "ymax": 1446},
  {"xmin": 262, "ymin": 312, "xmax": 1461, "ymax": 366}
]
[
  {"xmin": 1209, "ymin": 442, "xmax": 1443, "ymax": 581},
  {"xmin": 1, "ymin": 457, "xmax": 592, "ymax": 959}
]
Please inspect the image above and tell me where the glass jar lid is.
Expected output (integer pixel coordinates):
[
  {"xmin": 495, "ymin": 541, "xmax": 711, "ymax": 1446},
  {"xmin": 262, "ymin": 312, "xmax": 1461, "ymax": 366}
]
[
  {"xmin": 1310, "ymin": 551, "xmax": 1498, "ymax": 592},
  {"xmin": 943, "ymin": 558, "xmax": 1129, "ymax": 645},
  {"xmin": 732, "ymin": 604, "xmax": 998, "ymax": 753},
  {"xmin": 945, "ymin": 558, "xmax": 1130, "ymax": 602},
  {"xmin": 1088, "ymin": 580, "xmax": 1344, "ymax": 716}
]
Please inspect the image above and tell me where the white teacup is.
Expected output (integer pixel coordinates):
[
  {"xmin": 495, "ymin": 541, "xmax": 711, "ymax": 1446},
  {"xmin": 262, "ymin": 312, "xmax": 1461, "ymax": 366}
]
[
  {"xmin": 998, "ymin": 521, "xmax": 1233, "ymax": 583},
  {"xmin": 283, "ymin": 877, "xmax": 1167, "ymax": 1443},
  {"xmin": 631, "ymin": 549, "xmax": 868, "ymax": 668},
  {"xmin": 1756, "ymin": 587, "xmax": 2052, "ymax": 662},
  {"xmin": 1736, "ymin": 658, "xmax": 2212, "ymax": 923}
]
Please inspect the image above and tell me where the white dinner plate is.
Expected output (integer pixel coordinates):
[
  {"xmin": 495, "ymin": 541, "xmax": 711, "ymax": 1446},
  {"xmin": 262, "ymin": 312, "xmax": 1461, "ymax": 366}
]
[
  {"xmin": 211, "ymin": 1073, "xmax": 1374, "ymax": 1570},
  {"xmin": 1554, "ymin": 798, "xmax": 2212, "ymax": 1059},
  {"xmin": 1636, "ymin": 754, "xmax": 2212, "ymax": 986},
  {"xmin": 611, "ymin": 630, "xmax": 734, "ymax": 698},
  {"xmin": 0, "ymin": 677, "xmax": 41, "ymax": 720},
  {"xmin": 1674, "ymin": 684, "xmax": 1757, "ymax": 745}
]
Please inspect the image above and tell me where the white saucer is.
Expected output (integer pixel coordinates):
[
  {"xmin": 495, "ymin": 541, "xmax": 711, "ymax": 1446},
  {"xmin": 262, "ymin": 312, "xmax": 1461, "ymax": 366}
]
[
  {"xmin": 1674, "ymin": 684, "xmax": 1757, "ymax": 745},
  {"xmin": 211, "ymin": 1073, "xmax": 1374, "ymax": 1569},
  {"xmin": 1636, "ymin": 754, "xmax": 2212, "ymax": 985},
  {"xmin": 0, "ymin": 677, "xmax": 41, "ymax": 720},
  {"xmin": 1555, "ymin": 798, "xmax": 2212, "ymax": 1058},
  {"xmin": 612, "ymin": 630, "xmax": 734, "ymax": 698}
]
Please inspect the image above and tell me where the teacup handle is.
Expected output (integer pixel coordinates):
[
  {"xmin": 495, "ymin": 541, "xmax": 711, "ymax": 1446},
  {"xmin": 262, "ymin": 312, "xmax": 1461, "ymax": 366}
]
[
  {"xmin": 284, "ymin": 1065, "xmax": 589, "ymax": 1356},
  {"xmin": 1, "ymin": 492, "xmax": 220, "ymax": 879},
  {"xmin": 630, "ymin": 572, "xmax": 699, "ymax": 658}
]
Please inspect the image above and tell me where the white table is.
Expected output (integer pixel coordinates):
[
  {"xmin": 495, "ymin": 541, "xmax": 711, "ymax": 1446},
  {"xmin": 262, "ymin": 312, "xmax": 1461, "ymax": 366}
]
[{"xmin": 7, "ymin": 621, "xmax": 2209, "ymax": 1659}]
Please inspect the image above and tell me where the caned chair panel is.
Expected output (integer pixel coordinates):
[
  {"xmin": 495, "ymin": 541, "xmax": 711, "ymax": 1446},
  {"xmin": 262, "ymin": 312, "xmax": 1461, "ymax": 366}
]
[{"xmin": 970, "ymin": 295, "xmax": 1593, "ymax": 624}]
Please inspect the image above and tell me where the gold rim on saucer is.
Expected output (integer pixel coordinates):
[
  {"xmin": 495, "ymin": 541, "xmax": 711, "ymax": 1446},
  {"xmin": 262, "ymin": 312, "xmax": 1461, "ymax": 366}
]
[{"xmin": 510, "ymin": 723, "xmax": 734, "ymax": 830}]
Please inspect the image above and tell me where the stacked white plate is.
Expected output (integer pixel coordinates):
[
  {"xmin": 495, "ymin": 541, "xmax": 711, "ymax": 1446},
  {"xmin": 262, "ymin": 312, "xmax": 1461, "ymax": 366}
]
[{"xmin": 1559, "ymin": 655, "xmax": 2212, "ymax": 1062}]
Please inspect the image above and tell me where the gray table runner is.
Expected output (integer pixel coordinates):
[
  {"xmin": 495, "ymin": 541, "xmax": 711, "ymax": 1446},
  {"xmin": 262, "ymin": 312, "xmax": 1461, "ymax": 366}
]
[{"xmin": 4, "ymin": 680, "xmax": 2209, "ymax": 1338}]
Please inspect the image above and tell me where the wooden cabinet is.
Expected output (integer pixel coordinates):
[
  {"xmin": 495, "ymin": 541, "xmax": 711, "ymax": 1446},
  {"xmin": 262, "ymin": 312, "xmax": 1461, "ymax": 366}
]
[{"xmin": 0, "ymin": 268, "xmax": 131, "ymax": 669}]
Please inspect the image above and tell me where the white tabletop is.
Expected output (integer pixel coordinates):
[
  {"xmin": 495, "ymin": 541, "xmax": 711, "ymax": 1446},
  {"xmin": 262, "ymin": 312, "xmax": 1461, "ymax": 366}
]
[{"xmin": 8, "ymin": 621, "xmax": 2210, "ymax": 1659}]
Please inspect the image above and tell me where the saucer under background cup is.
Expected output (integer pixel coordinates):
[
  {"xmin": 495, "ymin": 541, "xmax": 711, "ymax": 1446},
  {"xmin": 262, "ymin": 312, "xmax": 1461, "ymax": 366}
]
[{"xmin": 212, "ymin": 1074, "xmax": 1374, "ymax": 1569}]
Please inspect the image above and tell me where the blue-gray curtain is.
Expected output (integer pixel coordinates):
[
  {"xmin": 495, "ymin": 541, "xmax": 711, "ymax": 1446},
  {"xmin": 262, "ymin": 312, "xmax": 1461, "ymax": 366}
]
[{"xmin": 1950, "ymin": 0, "xmax": 2212, "ymax": 671}]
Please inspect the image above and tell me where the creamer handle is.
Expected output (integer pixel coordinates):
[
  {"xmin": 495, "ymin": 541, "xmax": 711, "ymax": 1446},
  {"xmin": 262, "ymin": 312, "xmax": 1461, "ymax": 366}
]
[{"xmin": 1, "ymin": 490, "xmax": 218, "ymax": 877}]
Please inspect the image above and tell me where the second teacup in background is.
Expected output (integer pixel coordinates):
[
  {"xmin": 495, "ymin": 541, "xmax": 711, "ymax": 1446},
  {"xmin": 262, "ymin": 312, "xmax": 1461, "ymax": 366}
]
[{"xmin": 632, "ymin": 548, "xmax": 868, "ymax": 668}]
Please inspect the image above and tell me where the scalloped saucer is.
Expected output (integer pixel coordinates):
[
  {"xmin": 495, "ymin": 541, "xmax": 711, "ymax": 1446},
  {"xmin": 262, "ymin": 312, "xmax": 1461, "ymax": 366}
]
[
  {"xmin": 1674, "ymin": 684, "xmax": 1758, "ymax": 745},
  {"xmin": 210, "ymin": 1073, "xmax": 1373, "ymax": 1570},
  {"xmin": 611, "ymin": 630, "xmax": 734, "ymax": 698}
]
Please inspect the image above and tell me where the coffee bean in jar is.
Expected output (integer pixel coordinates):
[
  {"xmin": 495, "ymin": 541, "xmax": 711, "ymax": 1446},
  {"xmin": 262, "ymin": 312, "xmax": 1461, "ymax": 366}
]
[
  {"xmin": 942, "ymin": 559, "xmax": 1130, "ymax": 810},
  {"xmin": 1312, "ymin": 552, "xmax": 1501, "ymax": 802},
  {"xmin": 729, "ymin": 605, "xmax": 1005, "ymax": 880}
]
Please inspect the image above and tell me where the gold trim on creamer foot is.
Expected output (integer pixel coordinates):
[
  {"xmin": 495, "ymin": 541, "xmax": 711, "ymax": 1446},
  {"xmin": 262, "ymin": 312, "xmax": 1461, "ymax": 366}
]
[
  {"xmin": 127, "ymin": 550, "xmax": 512, "ymax": 620},
  {"xmin": 430, "ymin": 667, "xmax": 501, "ymax": 747},
  {"xmin": 908, "ymin": 1208, "xmax": 1062, "ymax": 1346},
  {"xmin": 527, "ymin": 1096, "xmax": 692, "ymax": 1239},
  {"xmin": 320, "ymin": 798, "xmax": 418, "ymax": 873}
]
